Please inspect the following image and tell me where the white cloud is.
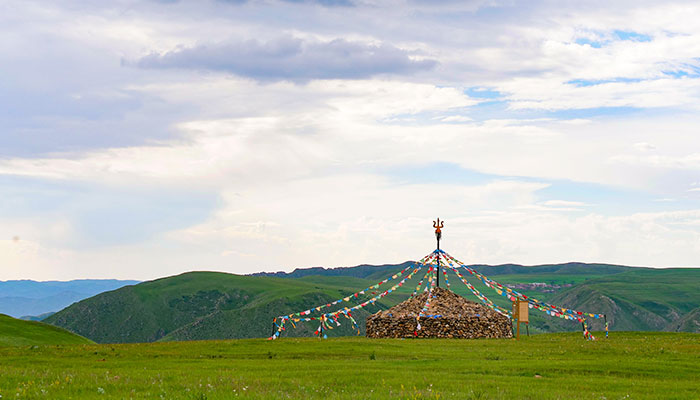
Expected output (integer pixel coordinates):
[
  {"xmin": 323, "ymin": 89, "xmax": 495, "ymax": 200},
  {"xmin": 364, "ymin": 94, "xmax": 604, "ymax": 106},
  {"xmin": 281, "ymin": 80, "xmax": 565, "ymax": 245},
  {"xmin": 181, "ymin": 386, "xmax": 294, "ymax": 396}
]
[
  {"xmin": 3, "ymin": 0, "xmax": 700, "ymax": 280},
  {"xmin": 634, "ymin": 142, "xmax": 657, "ymax": 152},
  {"xmin": 503, "ymin": 78, "xmax": 700, "ymax": 111},
  {"xmin": 134, "ymin": 37, "xmax": 437, "ymax": 81},
  {"xmin": 0, "ymin": 79, "xmax": 477, "ymax": 186},
  {"xmin": 1, "ymin": 88, "xmax": 699, "ymax": 195},
  {"xmin": 439, "ymin": 116, "xmax": 473, "ymax": 123},
  {"xmin": 610, "ymin": 152, "xmax": 700, "ymax": 170},
  {"xmin": 5, "ymin": 197, "xmax": 700, "ymax": 280},
  {"xmin": 541, "ymin": 200, "xmax": 588, "ymax": 207}
]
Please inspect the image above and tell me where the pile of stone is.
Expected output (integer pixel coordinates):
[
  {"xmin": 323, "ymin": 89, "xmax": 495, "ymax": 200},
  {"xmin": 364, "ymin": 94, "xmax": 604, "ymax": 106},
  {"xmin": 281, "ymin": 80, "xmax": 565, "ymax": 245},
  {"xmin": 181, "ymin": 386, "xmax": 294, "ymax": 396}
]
[{"xmin": 366, "ymin": 287, "xmax": 513, "ymax": 339}]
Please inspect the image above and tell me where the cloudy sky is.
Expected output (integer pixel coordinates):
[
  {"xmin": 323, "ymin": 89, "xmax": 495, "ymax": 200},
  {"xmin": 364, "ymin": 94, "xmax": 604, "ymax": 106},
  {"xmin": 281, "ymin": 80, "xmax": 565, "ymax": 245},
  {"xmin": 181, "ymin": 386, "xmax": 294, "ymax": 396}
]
[{"xmin": 2, "ymin": 0, "xmax": 700, "ymax": 280}]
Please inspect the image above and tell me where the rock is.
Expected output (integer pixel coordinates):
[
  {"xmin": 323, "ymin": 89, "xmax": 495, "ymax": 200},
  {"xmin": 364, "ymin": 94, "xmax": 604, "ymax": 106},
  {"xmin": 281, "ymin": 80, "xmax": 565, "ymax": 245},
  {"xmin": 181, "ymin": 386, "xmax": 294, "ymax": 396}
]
[{"xmin": 366, "ymin": 287, "xmax": 513, "ymax": 339}]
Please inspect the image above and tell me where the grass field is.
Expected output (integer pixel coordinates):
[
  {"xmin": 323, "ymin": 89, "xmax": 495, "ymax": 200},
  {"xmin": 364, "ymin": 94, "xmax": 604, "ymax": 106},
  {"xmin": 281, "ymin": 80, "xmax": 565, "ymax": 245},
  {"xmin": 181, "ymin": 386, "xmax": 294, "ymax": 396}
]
[{"xmin": 1, "ymin": 332, "xmax": 698, "ymax": 399}]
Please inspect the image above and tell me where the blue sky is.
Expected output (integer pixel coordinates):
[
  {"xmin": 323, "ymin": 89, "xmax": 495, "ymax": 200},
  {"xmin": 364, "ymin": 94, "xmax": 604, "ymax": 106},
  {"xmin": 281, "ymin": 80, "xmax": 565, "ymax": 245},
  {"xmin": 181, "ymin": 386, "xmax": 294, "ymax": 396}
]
[{"xmin": 1, "ymin": 0, "xmax": 700, "ymax": 280}]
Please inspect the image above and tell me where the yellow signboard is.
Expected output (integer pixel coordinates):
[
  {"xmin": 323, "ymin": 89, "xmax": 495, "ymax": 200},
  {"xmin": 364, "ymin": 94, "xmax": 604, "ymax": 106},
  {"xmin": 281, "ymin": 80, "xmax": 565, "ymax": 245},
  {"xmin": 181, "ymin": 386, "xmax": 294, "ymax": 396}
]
[
  {"xmin": 512, "ymin": 299, "xmax": 529, "ymax": 339},
  {"xmin": 518, "ymin": 300, "xmax": 528, "ymax": 323}
]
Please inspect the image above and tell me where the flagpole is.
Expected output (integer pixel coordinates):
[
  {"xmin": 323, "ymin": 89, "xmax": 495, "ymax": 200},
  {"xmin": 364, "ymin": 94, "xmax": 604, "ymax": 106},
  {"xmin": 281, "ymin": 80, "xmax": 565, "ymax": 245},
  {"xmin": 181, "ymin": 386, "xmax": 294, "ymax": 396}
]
[
  {"xmin": 433, "ymin": 218, "xmax": 444, "ymax": 288},
  {"xmin": 436, "ymin": 232, "xmax": 440, "ymax": 288}
]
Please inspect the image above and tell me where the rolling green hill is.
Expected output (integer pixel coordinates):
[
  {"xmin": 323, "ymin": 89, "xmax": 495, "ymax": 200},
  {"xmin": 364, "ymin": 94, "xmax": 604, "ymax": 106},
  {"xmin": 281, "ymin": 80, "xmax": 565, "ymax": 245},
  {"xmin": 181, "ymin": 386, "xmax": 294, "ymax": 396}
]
[
  {"xmin": 44, "ymin": 271, "xmax": 400, "ymax": 343},
  {"xmin": 260, "ymin": 260, "xmax": 655, "ymax": 335},
  {"xmin": 545, "ymin": 268, "xmax": 700, "ymax": 332},
  {"xmin": 45, "ymin": 262, "xmax": 700, "ymax": 343},
  {"xmin": 0, "ymin": 314, "xmax": 93, "ymax": 346}
]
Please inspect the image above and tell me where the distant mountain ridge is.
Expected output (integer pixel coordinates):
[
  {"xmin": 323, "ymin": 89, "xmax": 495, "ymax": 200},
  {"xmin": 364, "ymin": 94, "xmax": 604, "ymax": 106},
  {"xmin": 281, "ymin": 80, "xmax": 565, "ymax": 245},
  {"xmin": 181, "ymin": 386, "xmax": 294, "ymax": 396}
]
[
  {"xmin": 251, "ymin": 261, "xmax": 415, "ymax": 280},
  {"xmin": 0, "ymin": 279, "xmax": 140, "ymax": 318},
  {"xmin": 20, "ymin": 312, "xmax": 56, "ymax": 321},
  {"xmin": 254, "ymin": 261, "xmax": 638, "ymax": 279}
]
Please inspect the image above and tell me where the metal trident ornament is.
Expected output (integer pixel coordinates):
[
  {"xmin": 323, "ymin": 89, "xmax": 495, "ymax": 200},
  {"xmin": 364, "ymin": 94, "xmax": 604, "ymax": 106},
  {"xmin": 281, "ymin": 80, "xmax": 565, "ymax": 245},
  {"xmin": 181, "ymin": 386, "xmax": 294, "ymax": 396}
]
[{"xmin": 433, "ymin": 218, "xmax": 444, "ymax": 249}]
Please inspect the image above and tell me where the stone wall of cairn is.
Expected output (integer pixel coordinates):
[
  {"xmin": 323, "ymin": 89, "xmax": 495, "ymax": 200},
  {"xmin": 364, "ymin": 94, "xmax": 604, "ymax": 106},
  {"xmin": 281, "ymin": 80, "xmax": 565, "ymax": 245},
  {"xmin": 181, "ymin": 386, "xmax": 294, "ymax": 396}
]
[{"xmin": 366, "ymin": 287, "xmax": 513, "ymax": 339}]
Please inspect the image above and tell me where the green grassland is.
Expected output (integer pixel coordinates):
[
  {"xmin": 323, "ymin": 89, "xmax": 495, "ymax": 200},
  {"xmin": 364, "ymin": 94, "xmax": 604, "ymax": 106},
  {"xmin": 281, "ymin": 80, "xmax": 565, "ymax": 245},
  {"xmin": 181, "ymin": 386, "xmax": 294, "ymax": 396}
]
[
  {"xmin": 0, "ymin": 314, "xmax": 93, "ymax": 346},
  {"xmin": 1, "ymin": 332, "xmax": 699, "ymax": 399}
]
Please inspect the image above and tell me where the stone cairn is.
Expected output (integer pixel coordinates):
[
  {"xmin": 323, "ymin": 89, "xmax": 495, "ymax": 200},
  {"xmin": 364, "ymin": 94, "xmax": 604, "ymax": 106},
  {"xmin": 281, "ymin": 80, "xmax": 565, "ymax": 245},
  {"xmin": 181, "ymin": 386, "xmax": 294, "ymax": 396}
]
[{"xmin": 366, "ymin": 287, "xmax": 513, "ymax": 339}]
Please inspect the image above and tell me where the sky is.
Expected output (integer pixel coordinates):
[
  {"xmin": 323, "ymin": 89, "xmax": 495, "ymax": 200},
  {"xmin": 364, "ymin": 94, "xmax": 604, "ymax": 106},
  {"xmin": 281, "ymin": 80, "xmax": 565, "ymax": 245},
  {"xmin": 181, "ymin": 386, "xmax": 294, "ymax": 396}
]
[{"xmin": 2, "ymin": 0, "xmax": 700, "ymax": 281}]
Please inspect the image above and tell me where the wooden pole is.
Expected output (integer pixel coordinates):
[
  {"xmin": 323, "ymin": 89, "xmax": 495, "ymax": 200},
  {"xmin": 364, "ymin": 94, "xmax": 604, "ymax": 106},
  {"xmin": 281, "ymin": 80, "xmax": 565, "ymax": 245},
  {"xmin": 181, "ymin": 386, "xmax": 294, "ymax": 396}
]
[
  {"xmin": 513, "ymin": 299, "xmax": 520, "ymax": 340},
  {"xmin": 604, "ymin": 314, "xmax": 608, "ymax": 338},
  {"xmin": 436, "ymin": 250, "xmax": 440, "ymax": 288}
]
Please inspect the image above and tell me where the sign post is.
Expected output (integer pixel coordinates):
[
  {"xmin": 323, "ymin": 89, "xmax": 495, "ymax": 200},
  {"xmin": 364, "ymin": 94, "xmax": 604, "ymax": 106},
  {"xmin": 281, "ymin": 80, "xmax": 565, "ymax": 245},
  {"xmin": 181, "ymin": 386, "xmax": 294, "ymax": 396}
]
[{"xmin": 512, "ymin": 299, "xmax": 529, "ymax": 339}]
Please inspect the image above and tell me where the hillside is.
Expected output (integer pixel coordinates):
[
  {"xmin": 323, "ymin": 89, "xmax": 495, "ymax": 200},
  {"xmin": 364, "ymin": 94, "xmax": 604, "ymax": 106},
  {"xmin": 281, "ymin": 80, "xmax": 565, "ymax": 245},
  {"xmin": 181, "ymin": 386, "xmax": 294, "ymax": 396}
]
[
  {"xmin": 544, "ymin": 268, "xmax": 700, "ymax": 332},
  {"xmin": 44, "ymin": 272, "xmax": 397, "ymax": 343},
  {"xmin": 665, "ymin": 307, "xmax": 700, "ymax": 332},
  {"xmin": 0, "ymin": 314, "xmax": 93, "ymax": 346},
  {"xmin": 45, "ymin": 263, "xmax": 700, "ymax": 343},
  {"xmin": 0, "ymin": 279, "xmax": 139, "ymax": 318},
  {"xmin": 257, "ymin": 260, "xmax": 648, "ymax": 334}
]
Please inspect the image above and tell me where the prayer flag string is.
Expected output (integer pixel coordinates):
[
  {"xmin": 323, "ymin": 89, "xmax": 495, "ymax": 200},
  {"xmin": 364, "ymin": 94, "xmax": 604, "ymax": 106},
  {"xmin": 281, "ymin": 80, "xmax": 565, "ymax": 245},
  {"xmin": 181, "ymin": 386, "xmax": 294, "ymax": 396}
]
[
  {"xmin": 269, "ymin": 251, "xmax": 437, "ymax": 340},
  {"xmin": 268, "ymin": 248, "xmax": 604, "ymax": 340},
  {"xmin": 442, "ymin": 250, "xmax": 603, "ymax": 340}
]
